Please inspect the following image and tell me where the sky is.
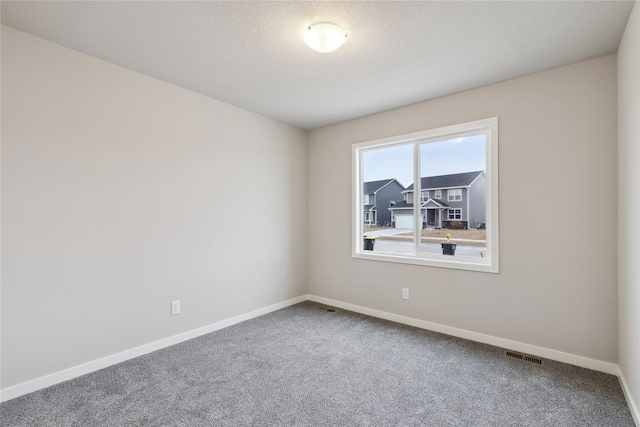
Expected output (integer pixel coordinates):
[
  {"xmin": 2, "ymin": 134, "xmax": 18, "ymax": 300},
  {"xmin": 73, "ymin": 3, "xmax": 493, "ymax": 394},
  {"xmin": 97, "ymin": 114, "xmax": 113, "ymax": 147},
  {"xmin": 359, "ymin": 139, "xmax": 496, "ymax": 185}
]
[{"xmin": 362, "ymin": 134, "xmax": 486, "ymax": 187}]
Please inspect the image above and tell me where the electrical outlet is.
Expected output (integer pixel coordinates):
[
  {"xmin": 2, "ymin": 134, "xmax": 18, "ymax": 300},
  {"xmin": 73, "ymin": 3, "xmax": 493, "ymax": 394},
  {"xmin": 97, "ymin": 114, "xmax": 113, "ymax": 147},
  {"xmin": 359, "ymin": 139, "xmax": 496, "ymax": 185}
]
[
  {"xmin": 171, "ymin": 300, "xmax": 180, "ymax": 315},
  {"xmin": 402, "ymin": 288, "xmax": 409, "ymax": 300}
]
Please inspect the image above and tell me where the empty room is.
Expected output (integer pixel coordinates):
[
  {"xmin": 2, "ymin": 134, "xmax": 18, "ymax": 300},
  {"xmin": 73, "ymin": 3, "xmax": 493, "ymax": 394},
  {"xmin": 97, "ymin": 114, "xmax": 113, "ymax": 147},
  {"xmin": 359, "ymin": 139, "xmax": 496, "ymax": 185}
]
[{"xmin": 1, "ymin": 1, "xmax": 639, "ymax": 426}]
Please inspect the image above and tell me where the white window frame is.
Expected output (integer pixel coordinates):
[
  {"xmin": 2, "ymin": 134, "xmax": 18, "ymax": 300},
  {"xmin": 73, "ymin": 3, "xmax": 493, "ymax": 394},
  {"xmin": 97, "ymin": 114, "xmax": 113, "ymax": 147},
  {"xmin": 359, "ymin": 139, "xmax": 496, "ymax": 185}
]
[
  {"xmin": 352, "ymin": 117, "xmax": 499, "ymax": 273},
  {"xmin": 448, "ymin": 208, "xmax": 462, "ymax": 220},
  {"xmin": 420, "ymin": 191, "xmax": 429, "ymax": 203},
  {"xmin": 435, "ymin": 190, "xmax": 442, "ymax": 199},
  {"xmin": 448, "ymin": 189, "xmax": 462, "ymax": 202}
]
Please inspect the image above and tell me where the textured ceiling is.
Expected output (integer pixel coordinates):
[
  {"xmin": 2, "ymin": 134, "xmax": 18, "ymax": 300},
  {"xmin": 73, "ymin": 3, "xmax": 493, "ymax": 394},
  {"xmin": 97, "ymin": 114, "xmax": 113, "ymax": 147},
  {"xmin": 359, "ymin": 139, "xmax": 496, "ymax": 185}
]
[{"xmin": 1, "ymin": 1, "xmax": 635, "ymax": 130}]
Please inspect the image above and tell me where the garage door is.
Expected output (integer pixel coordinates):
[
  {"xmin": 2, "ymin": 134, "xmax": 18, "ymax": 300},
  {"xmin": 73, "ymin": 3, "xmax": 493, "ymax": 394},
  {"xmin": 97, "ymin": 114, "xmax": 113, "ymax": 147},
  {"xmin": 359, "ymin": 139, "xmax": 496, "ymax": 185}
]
[{"xmin": 395, "ymin": 214, "xmax": 422, "ymax": 229}]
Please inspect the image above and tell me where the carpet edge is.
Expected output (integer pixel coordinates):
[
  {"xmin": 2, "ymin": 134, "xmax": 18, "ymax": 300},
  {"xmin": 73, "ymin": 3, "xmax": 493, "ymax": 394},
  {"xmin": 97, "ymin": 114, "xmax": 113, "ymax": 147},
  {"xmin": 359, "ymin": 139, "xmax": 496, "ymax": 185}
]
[
  {"xmin": 306, "ymin": 294, "xmax": 620, "ymax": 376},
  {"xmin": 0, "ymin": 295, "xmax": 308, "ymax": 403},
  {"xmin": 618, "ymin": 367, "xmax": 640, "ymax": 427}
]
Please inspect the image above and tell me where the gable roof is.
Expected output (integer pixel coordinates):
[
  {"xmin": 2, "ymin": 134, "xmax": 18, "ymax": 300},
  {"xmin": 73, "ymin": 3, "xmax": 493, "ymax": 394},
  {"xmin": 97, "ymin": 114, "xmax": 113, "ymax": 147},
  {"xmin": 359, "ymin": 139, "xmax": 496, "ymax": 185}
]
[
  {"xmin": 422, "ymin": 199, "xmax": 450, "ymax": 208},
  {"xmin": 389, "ymin": 199, "xmax": 450, "ymax": 210},
  {"xmin": 363, "ymin": 178, "xmax": 403, "ymax": 194},
  {"xmin": 405, "ymin": 171, "xmax": 484, "ymax": 191}
]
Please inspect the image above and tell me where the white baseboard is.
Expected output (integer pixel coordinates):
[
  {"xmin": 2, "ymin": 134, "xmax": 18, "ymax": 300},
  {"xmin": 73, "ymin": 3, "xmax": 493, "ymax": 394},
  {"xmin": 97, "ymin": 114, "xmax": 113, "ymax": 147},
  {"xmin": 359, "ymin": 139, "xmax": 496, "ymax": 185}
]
[
  {"xmin": 618, "ymin": 367, "xmax": 640, "ymax": 427},
  {"xmin": 1, "ymin": 293, "xmax": 630, "ymax": 414},
  {"xmin": 307, "ymin": 294, "xmax": 620, "ymax": 376},
  {"xmin": 0, "ymin": 295, "xmax": 307, "ymax": 403}
]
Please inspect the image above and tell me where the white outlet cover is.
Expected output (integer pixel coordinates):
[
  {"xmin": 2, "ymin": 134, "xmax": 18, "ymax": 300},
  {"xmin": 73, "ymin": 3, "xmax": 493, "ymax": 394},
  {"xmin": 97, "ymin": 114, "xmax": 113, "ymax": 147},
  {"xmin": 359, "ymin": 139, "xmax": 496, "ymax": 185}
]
[{"xmin": 171, "ymin": 300, "xmax": 180, "ymax": 315}]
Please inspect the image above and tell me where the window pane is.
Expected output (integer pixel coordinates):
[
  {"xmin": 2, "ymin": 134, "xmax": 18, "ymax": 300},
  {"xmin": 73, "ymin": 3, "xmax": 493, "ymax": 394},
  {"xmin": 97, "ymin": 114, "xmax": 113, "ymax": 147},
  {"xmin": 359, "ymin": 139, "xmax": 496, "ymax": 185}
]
[
  {"xmin": 353, "ymin": 117, "xmax": 498, "ymax": 273},
  {"xmin": 361, "ymin": 144, "xmax": 414, "ymax": 255},
  {"xmin": 419, "ymin": 135, "xmax": 487, "ymax": 258}
]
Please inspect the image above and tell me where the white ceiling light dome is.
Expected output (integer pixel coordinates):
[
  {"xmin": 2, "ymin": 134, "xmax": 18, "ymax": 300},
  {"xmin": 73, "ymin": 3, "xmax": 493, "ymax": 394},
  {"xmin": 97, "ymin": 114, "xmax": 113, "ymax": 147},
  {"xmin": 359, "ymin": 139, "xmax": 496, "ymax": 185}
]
[{"xmin": 304, "ymin": 22, "xmax": 348, "ymax": 53}]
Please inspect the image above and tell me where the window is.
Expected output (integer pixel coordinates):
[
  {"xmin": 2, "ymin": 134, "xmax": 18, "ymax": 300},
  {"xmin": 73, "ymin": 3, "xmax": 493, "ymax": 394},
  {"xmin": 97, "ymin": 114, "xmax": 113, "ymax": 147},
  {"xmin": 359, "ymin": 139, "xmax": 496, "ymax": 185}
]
[
  {"xmin": 353, "ymin": 117, "xmax": 499, "ymax": 273},
  {"xmin": 448, "ymin": 208, "xmax": 462, "ymax": 220},
  {"xmin": 448, "ymin": 189, "xmax": 462, "ymax": 202},
  {"xmin": 363, "ymin": 194, "xmax": 374, "ymax": 205},
  {"xmin": 364, "ymin": 212, "xmax": 372, "ymax": 222}
]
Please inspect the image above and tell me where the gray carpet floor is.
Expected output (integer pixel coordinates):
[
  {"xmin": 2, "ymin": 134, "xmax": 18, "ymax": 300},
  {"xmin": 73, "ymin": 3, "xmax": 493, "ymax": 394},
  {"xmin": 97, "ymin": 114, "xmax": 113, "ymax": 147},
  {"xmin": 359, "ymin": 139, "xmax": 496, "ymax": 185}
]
[{"xmin": 0, "ymin": 301, "xmax": 635, "ymax": 426}]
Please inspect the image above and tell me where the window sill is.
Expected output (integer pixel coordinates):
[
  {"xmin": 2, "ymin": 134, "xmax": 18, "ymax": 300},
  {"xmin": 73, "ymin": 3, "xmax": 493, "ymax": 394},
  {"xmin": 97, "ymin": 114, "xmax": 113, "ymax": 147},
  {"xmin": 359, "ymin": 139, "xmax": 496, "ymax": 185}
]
[{"xmin": 352, "ymin": 250, "xmax": 499, "ymax": 274}]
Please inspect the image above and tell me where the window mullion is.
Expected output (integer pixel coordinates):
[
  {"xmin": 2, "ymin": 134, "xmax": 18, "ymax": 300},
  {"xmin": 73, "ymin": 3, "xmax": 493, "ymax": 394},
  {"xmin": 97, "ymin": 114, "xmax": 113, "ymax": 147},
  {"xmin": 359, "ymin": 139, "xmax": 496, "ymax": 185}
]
[
  {"xmin": 357, "ymin": 149, "xmax": 364, "ymax": 252},
  {"xmin": 413, "ymin": 142, "xmax": 420, "ymax": 255}
]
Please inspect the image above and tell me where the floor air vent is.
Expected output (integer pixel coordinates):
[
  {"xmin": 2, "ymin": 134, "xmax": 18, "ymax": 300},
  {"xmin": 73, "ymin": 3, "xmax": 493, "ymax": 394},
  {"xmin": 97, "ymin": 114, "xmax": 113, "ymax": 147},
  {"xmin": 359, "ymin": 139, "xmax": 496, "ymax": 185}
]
[
  {"xmin": 503, "ymin": 350, "xmax": 545, "ymax": 366},
  {"xmin": 317, "ymin": 307, "xmax": 336, "ymax": 313}
]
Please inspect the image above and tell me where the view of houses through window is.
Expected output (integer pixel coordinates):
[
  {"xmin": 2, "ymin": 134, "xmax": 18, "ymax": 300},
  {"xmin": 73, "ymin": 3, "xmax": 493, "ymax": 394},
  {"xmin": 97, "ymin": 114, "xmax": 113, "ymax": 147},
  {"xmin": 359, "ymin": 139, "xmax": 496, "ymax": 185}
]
[{"xmin": 353, "ymin": 118, "xmax": 499, "ymax": 272}]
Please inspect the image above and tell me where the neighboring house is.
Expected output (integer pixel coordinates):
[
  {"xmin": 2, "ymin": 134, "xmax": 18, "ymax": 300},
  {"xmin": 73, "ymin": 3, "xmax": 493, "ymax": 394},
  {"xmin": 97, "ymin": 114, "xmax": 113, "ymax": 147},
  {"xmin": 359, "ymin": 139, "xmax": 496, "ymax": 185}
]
[
  {"xmin": 363, "ymin": 179, "xmax": 406, "ymax": 227},
  {"xmin": 389, "ymin": 171, "xmax": 486, "ymax": 229}
]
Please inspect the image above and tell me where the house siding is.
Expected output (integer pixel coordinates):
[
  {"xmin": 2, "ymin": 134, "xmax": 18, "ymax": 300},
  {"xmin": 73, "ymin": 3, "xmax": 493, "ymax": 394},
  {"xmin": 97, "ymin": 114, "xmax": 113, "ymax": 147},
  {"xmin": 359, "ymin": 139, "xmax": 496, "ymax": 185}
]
[
  {"xmin": 441, "ymin": 188, "xmax": 467, "ymax": 228},
  {"xmin": 363, "ymin": 179, "xmax": 405, "ymax": 227},
  {"xmin": 397, "ymin": 183, "xmax": 479, "ymax": 229},
  {"xmin": 376, "ymin": 181, "xmax": 405, "ymax": 226},
  {"xmin": 468, "ymin": 174, "xmax": 487, "ymax": 228}
]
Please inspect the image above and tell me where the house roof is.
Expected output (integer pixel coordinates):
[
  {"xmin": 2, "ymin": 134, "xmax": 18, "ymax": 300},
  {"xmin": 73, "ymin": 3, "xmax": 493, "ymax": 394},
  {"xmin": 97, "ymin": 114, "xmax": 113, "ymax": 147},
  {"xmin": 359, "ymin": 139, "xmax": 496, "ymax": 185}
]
[
  {"xmin": 389, "ymin": 199, "xmax": 450, "ymax": 210},
  {"xmin": 363, "ymin": 178, "xmax": 400, "ymax": 194},
  {"xmin": 363, "ymin": 204, "xmax": 376, "ymax": 211},
  {"xmin": 405, "ymin": 171, "xmax": 484, "ymax": 192},
  {"xmin": 423, "ymin": 199, "xmax": 450, "ymax": 208},
  {"xmin": 389, "ymin": 201, "xmax": 412, "ymax": 210}
]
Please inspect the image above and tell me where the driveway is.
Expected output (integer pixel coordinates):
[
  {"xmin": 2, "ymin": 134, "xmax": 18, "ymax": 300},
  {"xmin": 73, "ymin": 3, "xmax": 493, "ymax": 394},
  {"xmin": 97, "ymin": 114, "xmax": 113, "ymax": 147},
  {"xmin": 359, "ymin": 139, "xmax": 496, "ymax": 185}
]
[
  {"xmin": 363, "ymin": 228, "xmax": 411, "ymax": 237},
  {"xmin": 372, "ymin": 239, "xmax": 486, "ymax": 258},
  {"xmin": 362, "ymin": 228, "xmax": 486, "ymax": 258}
]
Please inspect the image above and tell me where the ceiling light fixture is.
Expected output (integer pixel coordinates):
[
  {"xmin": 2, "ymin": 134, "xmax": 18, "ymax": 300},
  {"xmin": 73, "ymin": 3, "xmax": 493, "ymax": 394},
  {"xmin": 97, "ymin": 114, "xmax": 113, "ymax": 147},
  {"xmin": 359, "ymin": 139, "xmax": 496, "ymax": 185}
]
[{"xmin": 304, "ymin": 22, "xmax": 348, "ymax": 53}]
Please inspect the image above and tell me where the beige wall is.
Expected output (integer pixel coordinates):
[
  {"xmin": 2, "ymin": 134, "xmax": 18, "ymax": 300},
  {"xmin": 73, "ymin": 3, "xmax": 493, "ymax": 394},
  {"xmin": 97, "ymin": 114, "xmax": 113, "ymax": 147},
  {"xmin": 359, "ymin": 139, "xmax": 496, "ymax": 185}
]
[
  {"xmin": 618, "ymin": 2, "xmax": 640, "ymax": 420},
  {"xmin": 308, "ymin": 55, "xmax": 618, "ymax": 363},
  {"xmin": 1, "ymin": 26, "xmax": 307, "ymax": 388}
]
